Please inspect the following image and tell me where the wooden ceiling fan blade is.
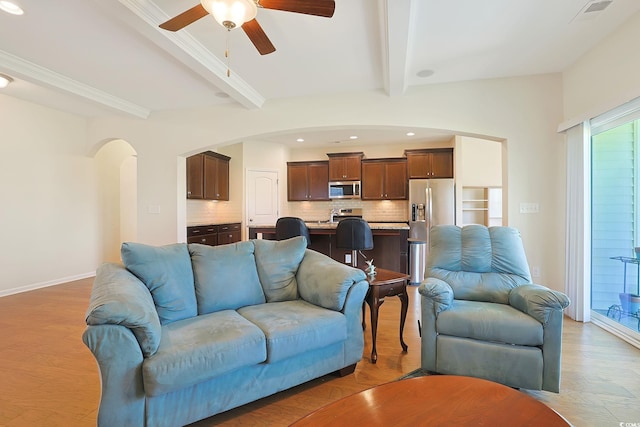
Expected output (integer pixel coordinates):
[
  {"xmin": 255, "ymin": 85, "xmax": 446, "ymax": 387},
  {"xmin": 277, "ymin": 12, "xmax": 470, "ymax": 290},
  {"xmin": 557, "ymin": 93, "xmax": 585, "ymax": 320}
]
[
  {"xmin": 259, "ymin": 0, "xmax": 335, "ymax": 18},
  {"xmin": 159, "ymin": 4, "xmax": 209, "ymax": 31},
  {"xmin": 242, "ymin": 19, "xmax": 276, "ymax": 55}
]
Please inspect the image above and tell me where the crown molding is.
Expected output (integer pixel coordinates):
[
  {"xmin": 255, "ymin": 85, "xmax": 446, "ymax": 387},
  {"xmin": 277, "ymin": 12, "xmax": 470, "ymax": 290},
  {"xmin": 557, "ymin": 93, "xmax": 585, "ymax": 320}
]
[
  {"xmin": 118, "ymin": 0, "xmax": 265, "ymax": 109},
  {"xmin": 0, "ymin": 50, "xmax": 150, "ymax": 118}
]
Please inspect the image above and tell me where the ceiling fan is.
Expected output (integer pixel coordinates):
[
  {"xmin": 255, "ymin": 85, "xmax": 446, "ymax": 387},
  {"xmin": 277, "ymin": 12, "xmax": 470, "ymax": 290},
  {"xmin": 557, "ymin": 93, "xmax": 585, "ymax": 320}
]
[{"xmin": 159, "ymin": 0, "xmax": 335, "ymax": 55}]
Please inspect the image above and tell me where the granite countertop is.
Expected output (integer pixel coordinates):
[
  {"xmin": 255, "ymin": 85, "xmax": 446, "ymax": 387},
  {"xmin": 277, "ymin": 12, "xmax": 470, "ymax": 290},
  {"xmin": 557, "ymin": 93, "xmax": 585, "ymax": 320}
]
[
  {"xmin": 250, "ymin": 222, "xmax": 409, "ymax": 230},
  {"xmin": 187, "ymin": 221, "xmax": 242, "ymax": 227}
]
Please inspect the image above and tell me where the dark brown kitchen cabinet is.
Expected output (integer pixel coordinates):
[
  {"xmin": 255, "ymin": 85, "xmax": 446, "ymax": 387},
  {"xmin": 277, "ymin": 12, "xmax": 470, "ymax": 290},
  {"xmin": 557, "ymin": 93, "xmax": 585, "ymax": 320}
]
[
  {"xmin": 287, "ymin": 161, "xmax": 329, "ymax": 201},
  {"xmin": 186, "ymin": 151, "xmax": 230, "ymax": 200},
  {"xmin": 361, "ymin": 158, "xmax": 407, "ymax": 200},
  {"xmin": 404, "ymin": 148, "xmax": 454, "ymax": 179},
  {"xmin": 327, "ymin": 152, "xmax": 363, "ymax": 181},
  {"xmin": 187, "ymin": 223, "xmax": 241, "ymax": 246},
  {"xmin": 217, "ymin": 223, "xmax": 241, "ymax": 245},
  {"xmin": 186, "ymin": 154, "xmax": 205, "ymax": 199},
  {"xmin": 187, "ymin": 225, "xmax": 218, "ymax": 245}
]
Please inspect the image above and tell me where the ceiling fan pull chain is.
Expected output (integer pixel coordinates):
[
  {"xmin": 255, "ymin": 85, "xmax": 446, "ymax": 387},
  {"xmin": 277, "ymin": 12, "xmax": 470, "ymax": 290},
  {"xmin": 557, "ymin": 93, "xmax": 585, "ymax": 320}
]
[{"xmin": 225, "ymin": 29, "xmax": 231, "ymax": 77}]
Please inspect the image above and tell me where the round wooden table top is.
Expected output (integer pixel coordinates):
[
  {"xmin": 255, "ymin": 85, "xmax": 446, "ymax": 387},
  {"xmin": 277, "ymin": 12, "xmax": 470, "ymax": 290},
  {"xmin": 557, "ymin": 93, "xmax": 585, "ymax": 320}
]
[{"xmin": 291, "ymin": 375, "xmax": 571, "ymax": 426}]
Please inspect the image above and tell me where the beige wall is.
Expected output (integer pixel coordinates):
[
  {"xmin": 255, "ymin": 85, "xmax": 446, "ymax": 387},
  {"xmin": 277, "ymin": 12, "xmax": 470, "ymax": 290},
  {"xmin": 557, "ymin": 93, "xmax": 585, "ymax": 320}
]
[
  {"xmin": 6, "ymin": 11, "xmax": 640, "ymax": 296},
  {"xmin": 95, "ymin": 139, "xmax": 137, "ymax": 262},
  {"xmin": 0, "ymin": 95, "xmax": 99, "ymax": 295},
  {"xmin": 563, "ymin": 12, "xmax": 640, "ymax": 122},
  {"xmin": 87, "ymin": 73, "xmax": 566, "ymax": 291}
]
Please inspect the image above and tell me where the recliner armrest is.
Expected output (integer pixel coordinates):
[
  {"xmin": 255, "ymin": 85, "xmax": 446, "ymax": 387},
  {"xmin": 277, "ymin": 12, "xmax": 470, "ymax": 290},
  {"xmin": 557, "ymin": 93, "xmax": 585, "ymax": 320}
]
[
  {"xmin": 418, "ymin": 278, "xmax": 454, "ymax": 313},
  {"xmin": 509, "ymin": 284, "xmax": 570, "ymax": 325}
]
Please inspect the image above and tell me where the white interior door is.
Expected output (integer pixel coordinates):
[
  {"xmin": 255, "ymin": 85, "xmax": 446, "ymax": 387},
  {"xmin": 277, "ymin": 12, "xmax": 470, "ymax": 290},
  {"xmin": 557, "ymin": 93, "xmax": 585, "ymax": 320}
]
[{"xmin": 246, "ymin": 169, "xmax": 279, "ymax": 228}]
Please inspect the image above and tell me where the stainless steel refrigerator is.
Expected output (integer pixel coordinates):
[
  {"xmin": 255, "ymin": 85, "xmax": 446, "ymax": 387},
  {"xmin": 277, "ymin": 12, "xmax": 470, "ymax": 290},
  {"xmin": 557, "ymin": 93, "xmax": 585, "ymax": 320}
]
[{"xmin": 408, "ymin": 178, "xmax": 455, "ymax": 284}]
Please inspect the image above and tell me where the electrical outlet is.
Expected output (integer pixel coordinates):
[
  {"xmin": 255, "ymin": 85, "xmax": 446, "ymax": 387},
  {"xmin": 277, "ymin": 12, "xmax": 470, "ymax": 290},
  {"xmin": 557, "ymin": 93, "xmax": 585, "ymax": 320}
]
[{"xmin": 345, "ymin": 253, "xmax": 352, "ymax": 264}]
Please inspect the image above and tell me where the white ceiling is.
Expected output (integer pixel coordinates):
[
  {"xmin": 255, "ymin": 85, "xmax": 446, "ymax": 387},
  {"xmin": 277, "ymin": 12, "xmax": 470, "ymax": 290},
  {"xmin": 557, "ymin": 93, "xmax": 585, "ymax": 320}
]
[{"xmin": 1, "ymin": 0, "xmax": 638, "ymax": 146}]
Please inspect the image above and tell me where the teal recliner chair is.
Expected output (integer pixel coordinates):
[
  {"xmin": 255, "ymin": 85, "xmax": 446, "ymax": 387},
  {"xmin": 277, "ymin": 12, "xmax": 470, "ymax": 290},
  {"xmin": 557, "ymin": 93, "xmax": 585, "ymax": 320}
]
[{"xmin": 419, "ymin": 225, "xmax": 570, "ymax": 392}]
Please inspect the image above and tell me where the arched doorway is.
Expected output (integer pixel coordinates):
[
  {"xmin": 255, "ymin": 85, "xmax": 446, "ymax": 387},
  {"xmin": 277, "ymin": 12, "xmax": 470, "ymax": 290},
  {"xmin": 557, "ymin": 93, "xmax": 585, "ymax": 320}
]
[{"xmin": 94, "ymin": 139, "xmax": 137, "ymax": 262}]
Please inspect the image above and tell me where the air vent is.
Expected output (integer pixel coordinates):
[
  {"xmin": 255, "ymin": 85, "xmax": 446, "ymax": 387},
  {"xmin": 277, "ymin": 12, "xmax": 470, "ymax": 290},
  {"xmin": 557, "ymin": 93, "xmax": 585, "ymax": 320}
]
[
  {"xmin": 571, "ymin": 0, "xmax": 613, "ymax": 22},
  {"xmin": 584, "ymin": 1, "xmax": 613, "ymax": 13}
]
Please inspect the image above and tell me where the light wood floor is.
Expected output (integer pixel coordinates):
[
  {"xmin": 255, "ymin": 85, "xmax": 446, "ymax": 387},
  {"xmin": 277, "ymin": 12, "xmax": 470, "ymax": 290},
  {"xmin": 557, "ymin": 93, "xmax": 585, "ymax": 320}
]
[{"xmin": 0, "ymin": 278, "xmax": 639, "ymax": 426}]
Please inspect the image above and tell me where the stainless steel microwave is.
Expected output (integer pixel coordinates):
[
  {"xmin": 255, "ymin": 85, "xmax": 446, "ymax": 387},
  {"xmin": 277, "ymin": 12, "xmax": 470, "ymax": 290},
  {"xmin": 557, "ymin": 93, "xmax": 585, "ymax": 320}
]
[{"xmin": 329, "ymin": 181, "xmax": 360, "ymax": 199}]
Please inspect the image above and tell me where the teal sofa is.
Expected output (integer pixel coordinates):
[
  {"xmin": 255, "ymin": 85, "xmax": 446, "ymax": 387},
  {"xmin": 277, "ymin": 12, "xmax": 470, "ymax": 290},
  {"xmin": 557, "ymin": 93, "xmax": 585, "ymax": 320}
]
[
  {"xmin": 419, "ymin": 225, "xmax": 570, "ymax": 392},
  {"xmin": 82, "ymin": 237, "xmax": 368, "ymax": 427}
]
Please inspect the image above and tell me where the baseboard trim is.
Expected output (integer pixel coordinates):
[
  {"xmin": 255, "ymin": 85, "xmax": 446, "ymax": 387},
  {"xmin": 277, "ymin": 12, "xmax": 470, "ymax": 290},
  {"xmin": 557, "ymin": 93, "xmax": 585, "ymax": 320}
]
[
  {"xmin": 591, "ymin": 311, "xmax": 640, "ymax": 350},
  {"xmin": 0, "ymin": 271, "xmax": 96, "ymax": 298}
]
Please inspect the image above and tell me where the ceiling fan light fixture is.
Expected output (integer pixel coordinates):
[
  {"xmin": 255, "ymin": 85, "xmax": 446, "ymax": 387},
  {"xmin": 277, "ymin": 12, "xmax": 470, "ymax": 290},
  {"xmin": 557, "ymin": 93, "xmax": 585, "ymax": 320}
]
[
  {"xmin": 0, "ymin": 1, "xmax": 23, "ymax": 15},
  {"xmin": 202, "ymin": 0, "xmax": 257, "ymax": 30},
  {"xmin": 0, "ymin": 73, "xmax": 13, "ymax": 88}
]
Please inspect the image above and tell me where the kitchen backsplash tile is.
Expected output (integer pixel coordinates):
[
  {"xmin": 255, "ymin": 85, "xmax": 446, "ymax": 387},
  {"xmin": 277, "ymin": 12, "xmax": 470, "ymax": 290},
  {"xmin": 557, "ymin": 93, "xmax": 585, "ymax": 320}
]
[
  {"xmin": 187, "ymin": 200, "xmax": 242, "ymax": 226},
  {"xmin": 187, "ymin": 199, "xmax": 408, "ymax": 226},
  {"xmin": 286, "ymin": 199, "xmax": 408, "ymax": 223}
]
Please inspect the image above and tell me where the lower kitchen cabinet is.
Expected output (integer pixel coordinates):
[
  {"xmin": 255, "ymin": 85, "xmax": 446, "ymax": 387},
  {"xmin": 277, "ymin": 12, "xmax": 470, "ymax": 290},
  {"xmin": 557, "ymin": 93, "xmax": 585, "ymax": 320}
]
[
  {"xmin": 217, "ymin": 223, "xmax": 242, "ymax": 245},
  {"xmin": 187, "ymin": 223, "xmax": 241, "ymax": 246}
]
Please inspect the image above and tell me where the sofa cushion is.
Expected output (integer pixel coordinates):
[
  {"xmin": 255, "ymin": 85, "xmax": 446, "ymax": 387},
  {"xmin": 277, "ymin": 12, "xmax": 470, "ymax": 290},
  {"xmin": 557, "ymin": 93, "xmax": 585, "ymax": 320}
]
[
  {"xmin": 142, "ymin": 310, "xmax": 267, "ymax": 397},
  {"xmin": 436, "ymin": 300, "xmax": 543, "ymax": 346},
  {"xmin": 253, "ymin": 237, "xmax": 307, "ymax": 302},
  {"xmin": 121, "ymin": 242, "xmax": 197, "ymax": 325},
  {"xmin": 85, "ymin": 263, "xmax": 162, "ymax": 357},
  {"xmin": 189, "ymin": 241, "xmax": 265, "ymax": 314},
  {"xmin": 238, "ymin": 300, "xmax": 346, "ymax": 363}
]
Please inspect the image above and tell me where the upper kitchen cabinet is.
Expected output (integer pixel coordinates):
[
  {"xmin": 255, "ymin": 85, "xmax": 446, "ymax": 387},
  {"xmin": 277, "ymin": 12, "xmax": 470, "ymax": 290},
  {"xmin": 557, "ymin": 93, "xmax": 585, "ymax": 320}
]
[
  {"xmin": 361, "ymin": 158, "xmax": 407, "ymax": 200},
  {"xmin": 287, "ymin": 161, "xmax": 330, "ymax": 201},
  {"xmin": 327, "ymin": 152, "xmax": 364, "ymax": 181},
  {"xmin": 186, "ymin": 151, "xmax": 230, "ymax": 200},
  {"xmin": 404, "ymin": 148, "xmax": 454, "ymax": 179},
  {"xmin": 186, "ymin": 154, "xmax": 205, "ymax": 199}
]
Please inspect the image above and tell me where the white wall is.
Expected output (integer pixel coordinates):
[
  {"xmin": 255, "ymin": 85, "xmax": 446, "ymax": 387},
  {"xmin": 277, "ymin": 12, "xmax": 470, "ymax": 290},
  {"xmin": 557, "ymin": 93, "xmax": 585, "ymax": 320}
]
[
  {"xmin": 563, "ymin": 12, "xmax": 640, "ymax": 122},
  {"xmin": 87, "ymin": 74, "xmax": 566, "ymax": 292},
  {"xmin": 95, "ymin": 139, "xmax": 137, "ymax": 262},
  {"xmin": 0, "ymin": 95, "xmax": 100, "ymax": 295},
  {"xmin": 458, "ymin": 136, "xmax": 502, "ymax": 187},
  {"xmin": 4, "ymin": 11, "xmax": 639, "ymax": 297}
]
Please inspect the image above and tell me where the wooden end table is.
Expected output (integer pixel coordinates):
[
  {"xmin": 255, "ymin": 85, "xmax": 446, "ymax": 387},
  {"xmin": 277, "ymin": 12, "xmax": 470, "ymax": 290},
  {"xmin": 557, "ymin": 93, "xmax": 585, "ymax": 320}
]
[
  {"xmin": 291, "ymin": 375, "xmax": 571, "ymax": 426},
  {"xmin": 361, "ymin": 267, "xmax": 410, "ymax": 363}
]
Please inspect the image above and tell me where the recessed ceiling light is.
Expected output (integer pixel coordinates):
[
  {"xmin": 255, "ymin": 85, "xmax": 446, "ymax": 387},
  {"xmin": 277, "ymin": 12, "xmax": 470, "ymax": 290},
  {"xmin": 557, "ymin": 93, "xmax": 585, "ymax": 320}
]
[
  {"xmin": 416, "ymin": 69, "xmax": 434, "ymax": 78},
  {"xmin": 406, "ymin": 132, "xmax": 415, "ymax": 137},
  {"xmin": 349, "ymin": 136, "xmax": 358, "ymax": 140},
  {"xmin": 0, "ymin": 1, "xmax": 24, "ymax": 15},
  {"xmin": 0, "ymin": 73, "xmax": 13, "ymax": 88},
  {"xmin": 296, "ymin": 138, "xmax": 304, "ymax": 142},
  {"xmin": 214, "ymin": 92, "xmax": 229, "ymax": 98}
]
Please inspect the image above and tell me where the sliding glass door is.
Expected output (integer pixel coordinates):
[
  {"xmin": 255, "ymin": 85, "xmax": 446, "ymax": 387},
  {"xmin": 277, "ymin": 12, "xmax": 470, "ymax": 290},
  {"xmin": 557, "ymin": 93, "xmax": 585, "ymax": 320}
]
[{"xmin": 591, "ymin": 119, "xmax": 640, "ymax": 337}]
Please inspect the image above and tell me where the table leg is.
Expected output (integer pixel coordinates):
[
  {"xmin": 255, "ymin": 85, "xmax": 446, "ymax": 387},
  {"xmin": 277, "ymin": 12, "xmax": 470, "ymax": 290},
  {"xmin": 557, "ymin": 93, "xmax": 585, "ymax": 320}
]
[
  {"xmin": 368, "ymin": 293, "xmax": 384, "ymax": 364},
  {"xmin": 398, "ymin": 286, "xmax": 408, "ymax": 352},
  {"xmin": 361, "ymin": 302, "xmax": 366, "ymax": 330}
]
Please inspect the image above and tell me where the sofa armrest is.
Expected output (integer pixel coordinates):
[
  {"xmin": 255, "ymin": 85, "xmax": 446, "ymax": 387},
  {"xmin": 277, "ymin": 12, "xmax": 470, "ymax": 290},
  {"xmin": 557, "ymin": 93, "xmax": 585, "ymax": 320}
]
[
  {"xmin": 509, "ymin": 284, "xmax": 570, "ymax": 325},
  {"xmin": 82, "ymin": 324, "xmax": 146, "ymax": 426},
  {"xmin": 297, "ymin": 249, "xmax": 368, "ymax": 311},
  {"xmin": 85, "ymin": 263, "xmax": 162, "ymax": 357},
  {"xmin": 418, "ymin": 277, "xmax": 454, "ymax": 314}
]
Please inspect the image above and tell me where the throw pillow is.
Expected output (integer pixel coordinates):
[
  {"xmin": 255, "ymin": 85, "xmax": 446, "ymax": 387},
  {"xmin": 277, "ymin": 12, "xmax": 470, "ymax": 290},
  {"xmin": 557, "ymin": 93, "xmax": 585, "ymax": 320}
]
[
  {"xmin": 121, "ymin": 242, "xmax": 197, "ymax": 325},
  {"xmin": 189, "ymin": 241, "xmax": 266, "ymax": 314},
  {"xmin": 253, "ymin": 236, "xmax": 307, "ymax": 302}
]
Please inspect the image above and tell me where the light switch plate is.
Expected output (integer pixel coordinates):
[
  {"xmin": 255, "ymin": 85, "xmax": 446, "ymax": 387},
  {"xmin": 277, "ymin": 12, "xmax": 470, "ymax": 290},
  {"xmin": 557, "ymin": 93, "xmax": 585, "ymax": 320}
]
[{"xmin": 519, "ymin": 202, "xmax": 539, "ymax": 214}]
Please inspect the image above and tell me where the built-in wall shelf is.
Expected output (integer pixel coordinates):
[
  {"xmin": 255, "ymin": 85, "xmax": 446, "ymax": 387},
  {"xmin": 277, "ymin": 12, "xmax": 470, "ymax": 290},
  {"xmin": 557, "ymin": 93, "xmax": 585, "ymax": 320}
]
[{"xmin": 462, "ymin": 187, "xmax": 502, "ymax": 226}]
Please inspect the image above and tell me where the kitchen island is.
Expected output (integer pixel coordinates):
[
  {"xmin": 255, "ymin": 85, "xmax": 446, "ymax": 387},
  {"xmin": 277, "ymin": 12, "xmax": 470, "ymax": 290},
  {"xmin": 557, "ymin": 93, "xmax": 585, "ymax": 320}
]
[{"xmin": 248, "ymin": 222, "xmax": 410, "ymax": 273}]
